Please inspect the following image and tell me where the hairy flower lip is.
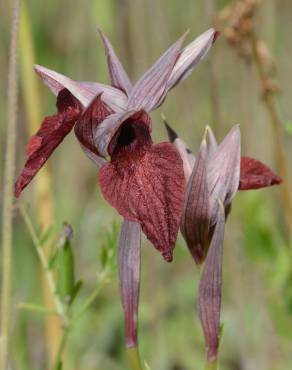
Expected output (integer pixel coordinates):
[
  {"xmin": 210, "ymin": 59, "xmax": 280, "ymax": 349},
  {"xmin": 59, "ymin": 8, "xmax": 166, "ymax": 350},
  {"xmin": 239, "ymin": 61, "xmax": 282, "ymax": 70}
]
[{"xmin": 99, "ymin": 141, "xmax": 186, "ymax": 262}]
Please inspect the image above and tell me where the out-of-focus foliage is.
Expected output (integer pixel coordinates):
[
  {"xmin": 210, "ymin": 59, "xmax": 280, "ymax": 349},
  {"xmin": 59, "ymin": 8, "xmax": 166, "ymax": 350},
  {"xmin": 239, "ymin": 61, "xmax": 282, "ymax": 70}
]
[{"xmin": 1, "ymin": 0, "xmax": 292, "ymax": 369}]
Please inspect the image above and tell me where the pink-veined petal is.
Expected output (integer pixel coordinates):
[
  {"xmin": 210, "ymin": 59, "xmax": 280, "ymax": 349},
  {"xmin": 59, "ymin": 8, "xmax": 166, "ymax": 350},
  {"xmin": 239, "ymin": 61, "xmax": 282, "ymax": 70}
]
[
  {"xmin": 198, "ymin": 202, "xmax": 225, "ymax": 363},
  {"xmin": 79, "ymin": 143, "xmax": 107, "ymax": 169},
  {"xmin": 127, "ymin": 32, "xmax": 188, "ymax": 112},
  {"xmin": 99, "ymin": 141, "xmax": 185, "ymax": 262},
  {"xmin": 119, "ymin": 219, "xmax": 141, "ymax": 348},
  {"xmin": 15, "ymin": 89, "xmax": 82, "ymax": 197},
  {"xmin": 98, "ymin": 28, "xmax": 132, "ymax": 94},
  {"xmin": 34, "ymin": 65, "xmax": 127, "ymax": 112},
  {"xmin": 74, "ymin": 94, "xmax": 112, "ymax": 160},
  {"xmin": 166, "ymin": 28, "xmax": 218, "ymax": 91},
  {"xmin": 206, "ymin": 125, "xmax": 218, "ymax": 156},
  {"xmin": 207, "ymin": 125, "xmax": 241, "ymax": 223},
  {"xmin": 239, "ymin": 156, "xmax": 282, "ymax": 190},
  {"xmin": 181, "ymin": 136, "xmax": 210, "ymax": 264}
]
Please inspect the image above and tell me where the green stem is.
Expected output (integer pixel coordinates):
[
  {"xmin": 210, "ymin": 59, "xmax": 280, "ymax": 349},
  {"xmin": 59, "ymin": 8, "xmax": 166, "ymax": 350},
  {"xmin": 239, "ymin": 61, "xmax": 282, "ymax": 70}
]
[
  {"xmin": 20, "ymin": 206, "xmax": 69, "ymax": 324},
  {"xmin": 126, "ymin": 347, "xmax": 143, "ymax": 370},
  {"xmin": 18, "ymin": 303, "xmax": 57, "ymax": 315},
  {"xmin": 72, "ymin": 276, "xmax": 109, "ymax": 322},
  {"xmin": 0, "ymin": 1, "xmax": 21, "ymax": 370},
  {"xmin": 52, "ymin": 328, "xmax": 70, "ymax": 370},
  {"xmin": 205, "ymin": 359, "xmax": 218, "ymax": 370}
]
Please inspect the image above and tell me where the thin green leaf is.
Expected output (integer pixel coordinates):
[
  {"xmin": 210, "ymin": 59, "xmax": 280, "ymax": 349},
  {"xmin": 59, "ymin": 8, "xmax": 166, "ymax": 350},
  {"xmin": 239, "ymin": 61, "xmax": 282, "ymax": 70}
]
[
  {"xmin": 39, "ymin": 224, "xmax": 54, "ymax": 246},
  {"xmin": 68, "ymin": 280, "xmax": 83, "ymax": 307},
  {"xmin": 48, "ymin": 250, "xmax": 58, "ymax": 270}
]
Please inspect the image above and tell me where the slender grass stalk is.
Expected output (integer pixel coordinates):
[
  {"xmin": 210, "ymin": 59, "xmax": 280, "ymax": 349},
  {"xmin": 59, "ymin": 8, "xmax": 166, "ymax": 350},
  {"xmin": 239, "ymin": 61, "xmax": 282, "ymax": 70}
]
[
  {"xmin": 52, "ymin": 328, "xmax": 70, "ymax": 370},
  {"xmin": 205, "ymin": 0, "xmax": 222, "ymax": 135},
  {"xmin": 0, "ymin": 1, "xmax": 21, "ymax": 369},
  {"xmin": 116, "ymin": 0, "xmax": 134, "ymax": 76},
  {"xmin": 72, "ymin": 282, "xmax": 108, "ymax": 322},
  {"xmin": 19, "ymin": 2, "xmax": 60, "ymax": 363},
  {"xmin": 20, "ymin": 206, "xmax": 68, "ymax": 323},
  {"xmin": 249, "ymin": 32, "xmax": 292, "ymax": 244},
  {"xmin": 20, "ymin": 206, "xmax": 71, "ymax": 369},
  {"xmin": 18, "ymin": 303, "xmax": 57, "ymax": 315},
  {"xmin": 20, "ymin": 205, "xmax": 115, "ymax": 368},
  {"xmin": 19, "ymin": 2, "xmax": 54, "ymax": 221},
  {"xmin": 126, "ymin": 347, "xmax": 143, "ymax": 370}
]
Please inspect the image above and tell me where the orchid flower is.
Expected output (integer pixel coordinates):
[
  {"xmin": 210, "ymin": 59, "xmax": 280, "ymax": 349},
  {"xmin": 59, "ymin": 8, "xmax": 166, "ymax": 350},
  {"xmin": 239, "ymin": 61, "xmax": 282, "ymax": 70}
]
[
  {"xmin": 164, "ymin": 120, "xmax": 282, "ymax": 363},
  {"xmin": 15, "ymin": 28, "xmax": 218, "ymax": 351}
]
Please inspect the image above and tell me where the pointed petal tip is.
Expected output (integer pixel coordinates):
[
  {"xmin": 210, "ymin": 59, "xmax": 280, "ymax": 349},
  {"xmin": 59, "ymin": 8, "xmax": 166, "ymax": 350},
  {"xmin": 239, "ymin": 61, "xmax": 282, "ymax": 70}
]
[
  {"xmin": 33, "ymin": 63, "xmax": 42, "ymax": 71},
  {"xmin": 96, "ymin": 26, "xmax": 105, "ymax": 40},
  {"xmin": 163, "ymin": 251, "xmax": 173, "ymax": 263},
  {"xmin": 14, "ymin": 182, "xmax": 21, "ymax": 198},
  {"xmin": 213, "ymin": 30, "xmax": 220, "ymax": 44},
  {"xmin": 227, "ymin": 124, "xmax": 241, "ymax": 140},
  {"xmin": 273, "ymin": 175, "xmax": 283, "ymax": 185},
  {"xmin": 33, "ymin": 64, "xmax": 54, "ymax": 76},
  {"xmin": 96, "ymin": 26, "xmax": 132, "ymax": 94},
  {"xmin": 205, "ymin": 125, "xmax": 215, "ymax": 134},
  {"xmin": 182, "ymin": 28, "xmax": 190, "ymax": 39},
  {"xmin": 202, "ymin": 126, "xmax": 209, "ymax": 141},
  {"xmin": 33, "ymin": 64, "xmax": 47, "ymax": 77},
  {"xmin": 162, "ymin": 116, "xmax": 178, "ymax": 143}
]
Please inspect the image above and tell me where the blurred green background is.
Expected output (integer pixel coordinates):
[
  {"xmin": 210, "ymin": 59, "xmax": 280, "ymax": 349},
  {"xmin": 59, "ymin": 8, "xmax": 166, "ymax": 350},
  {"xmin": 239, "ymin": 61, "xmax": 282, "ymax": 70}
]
[{"xmin": 1, "ymin": 0, "xmax": 292, "ymax": 369}]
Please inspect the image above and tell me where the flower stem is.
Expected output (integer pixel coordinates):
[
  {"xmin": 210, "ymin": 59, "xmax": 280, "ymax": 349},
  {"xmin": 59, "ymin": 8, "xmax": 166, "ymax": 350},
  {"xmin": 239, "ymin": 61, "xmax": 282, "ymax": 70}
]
[
  {"xmin": 126, "ymin": 347, "xmax": 143, "ymax": 370},
  {"xmin": 205, "ymin": 359, "xmax": 218, "ymax": 370},
  {"xmin": 0, "ymin": 1, "xmax": 21, "ymax": 369}
]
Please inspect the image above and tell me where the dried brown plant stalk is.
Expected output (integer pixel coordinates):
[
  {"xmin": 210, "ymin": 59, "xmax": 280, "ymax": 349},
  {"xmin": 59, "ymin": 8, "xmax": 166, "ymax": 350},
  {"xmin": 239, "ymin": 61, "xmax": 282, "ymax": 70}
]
[
  {"xmin": 249, "ymin": 32, "xmax": 292, "ymax": 241},
  {"xmin": 218, "ymin": 0, "xmax": 292, "ymax": 242}
]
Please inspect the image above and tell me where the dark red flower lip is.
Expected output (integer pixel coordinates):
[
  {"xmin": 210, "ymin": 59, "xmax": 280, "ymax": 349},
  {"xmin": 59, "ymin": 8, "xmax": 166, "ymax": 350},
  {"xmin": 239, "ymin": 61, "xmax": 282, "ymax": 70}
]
[
  {"xmin": 99, "ymin": 139, "xmax": 186, "ymax": 262},
  {"xmin": 239, "ymin": 156, "xmax": 282, "ymax": 190},
  {"xmin": 14, "ymin": 89, "xmax": 82, "ymax": 198}
]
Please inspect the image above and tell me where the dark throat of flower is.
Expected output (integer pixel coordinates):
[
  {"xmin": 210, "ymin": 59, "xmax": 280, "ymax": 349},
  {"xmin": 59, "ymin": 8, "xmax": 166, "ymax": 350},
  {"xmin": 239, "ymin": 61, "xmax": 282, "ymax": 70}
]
[{"xmin": 108, "ymin": 114, "xmax": 153, "ymax": 162}]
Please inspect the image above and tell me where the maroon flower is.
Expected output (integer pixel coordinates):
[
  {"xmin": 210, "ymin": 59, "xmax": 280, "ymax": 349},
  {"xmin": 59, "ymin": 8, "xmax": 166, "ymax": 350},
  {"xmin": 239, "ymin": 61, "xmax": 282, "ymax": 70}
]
[
  {"xmin": 164, "ymin": 121, "xmax": 282, "ymax": 362},
  {"xmin": 15, "ymin": 28, "xmax": 218, "ymax": 349}
]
